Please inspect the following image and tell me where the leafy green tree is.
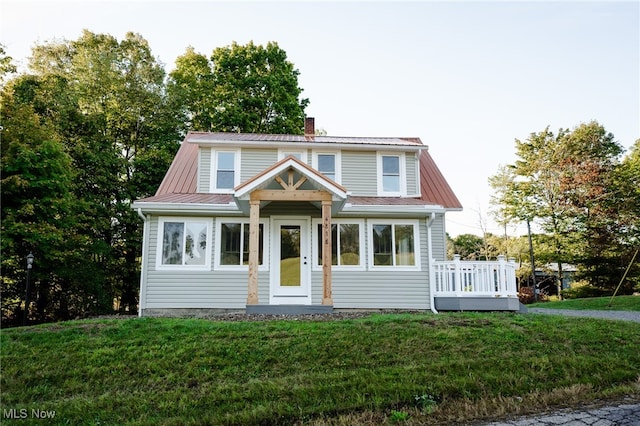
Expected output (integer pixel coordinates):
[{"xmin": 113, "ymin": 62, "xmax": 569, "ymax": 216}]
[
  {"xmin": 449, "ymin": 234, "xmax": 484, "ymax": 260},
  {"xmin": 0, "ymin": 45, "xmax": 16, "ymax": 83},
  {"xmin": 490, "ymin": 122, "xmax": 629, "ymax": 295},
  {"xmin": 6, "ymin": 30, "xmax": 181, "ymax": 318},
  {"xmin": 169, "ymin": 41, "xmax": 309, "ymax": 133},
  {"xmin": 167, "ymin": 47, "xmax": 216, "ymax": 132},
  {"xmin": 610, "ymin": 140, "xmax": 640, "ymax": 291},
  {"xmin": 558, "ymin": 122, "xmax": 624, "ymax": 289},
  {"xmin": 0, "ymin": 82, "xmax": 85, "ymax": 323}
]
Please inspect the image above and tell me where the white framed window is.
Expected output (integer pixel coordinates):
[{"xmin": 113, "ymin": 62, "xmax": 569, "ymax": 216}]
[
  {"xmin": 211, "ymin": 150, "xmax": 240, "ymax": 192},
  {"xmin": 156, "ymin": 218, "xmax": 212, "ymax": 270},
  {"xmin": 377, "ymin": 152, "xmax": 406, "ymax": 196},
  {"xmin": 368, "ymin": 220, "xmax": 420, "ymax": 270},
  {"xmin": 312, "ymin": 219, "xmax": 365, "ymax": 270},
  {"xmin": 278, "ymin": 149, "xmax": 307, "ymax": 163},
  {"xmin": 214, "ymin": 218, "xmax": 269, "ymax": 270},
  {"xmin": 312, "ymin": 151, "xmax": 341, "ymax": 183}
]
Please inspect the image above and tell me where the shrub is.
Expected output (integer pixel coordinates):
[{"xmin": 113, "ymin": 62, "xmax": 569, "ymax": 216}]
[
  {"xmin": 561, "ymin": 280, "xmax": 610, "ymax": 299},
  {"xmin": 518, "ymin": 286, "xmax": 548, "ymax": 304}
]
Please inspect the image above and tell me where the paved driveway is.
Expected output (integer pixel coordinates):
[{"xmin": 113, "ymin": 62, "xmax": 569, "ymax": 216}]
[
  {"xmin": 480, "ymin": 401, "xmax": 640, "ymax": 425},
  {"xmin": 527, "ymin": 308, "xmax": 640, "ymax": 323}
]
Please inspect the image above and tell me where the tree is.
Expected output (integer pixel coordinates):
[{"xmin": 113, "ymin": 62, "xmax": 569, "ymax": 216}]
[
  {"xmin": 611, "ymin": 139, "xmax": 640, "ymax": 292},
  {"xmin": 166, "ymin": 47, "xmax": 216, "ymax": 132},
  {"xmin": 0, "ymin": 81, "xmax": 81, "ymax": 323},
  {"xmin": 168, "ymin": 41, "xmax": 309, "ymax": 133},
  {"xmin": 490, "ymin": 121, "xmax": 628, "ymax": 295},
  {"xmin": 558, "ymin": 122, "xmax": 624, "ymax": 289},
  {"xmin": 449, "ymin": 234, "xmax": 484, "ymax": 260},
  {"xmin": 0, "ymin": 45, "xmax": 17, "ymax": 84},
  {"xmin": 3, "ymin": 30, "xmax": 182, "ymax": 320}
]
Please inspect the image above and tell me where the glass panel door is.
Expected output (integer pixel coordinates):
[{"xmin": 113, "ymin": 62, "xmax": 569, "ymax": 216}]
[
  {"xmin": 280, "ymin": 225, "xmax": 301, "ymax": 286},
  {"xmin": 272, "ymin": 219, "xmax": 310, "ymax": 299}
]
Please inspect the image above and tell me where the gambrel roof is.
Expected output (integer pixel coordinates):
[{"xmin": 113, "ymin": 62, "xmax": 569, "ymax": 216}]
[{"xmin": 135, "ymin": 132, "xmax": 462, "ymax": 211}]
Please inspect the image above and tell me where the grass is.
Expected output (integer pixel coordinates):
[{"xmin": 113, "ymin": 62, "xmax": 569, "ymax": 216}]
[
  {"xmin": 529, "ymin": 295, "xmax": 640, "ymax": 311},
  {"xmin": 1, "ymin": 313, "xmax": 639, "ymax": 425}
]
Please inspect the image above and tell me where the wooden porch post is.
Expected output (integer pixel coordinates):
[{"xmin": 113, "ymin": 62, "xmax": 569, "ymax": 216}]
[
  {"xmin": 247, "ymin": 199, "xmax": 260, "ymax": 305},
  {"xmin": 321, "ymin": 200, "xmax": 333, "ymax": 305}
]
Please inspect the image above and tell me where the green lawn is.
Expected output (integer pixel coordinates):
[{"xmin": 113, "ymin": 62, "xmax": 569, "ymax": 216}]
[
  {"xmin": 529, "ymin": 295, "xmax": 640, "ymax": 311},
  {"xmin": 1, "ymin": 313, "xmax": 639, "ymax": 425}
]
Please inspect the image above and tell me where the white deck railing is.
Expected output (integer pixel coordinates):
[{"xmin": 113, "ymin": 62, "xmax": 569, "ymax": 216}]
[{"xmin": 433, "ymin": 255, "xmax": 517, "ymax": 297}]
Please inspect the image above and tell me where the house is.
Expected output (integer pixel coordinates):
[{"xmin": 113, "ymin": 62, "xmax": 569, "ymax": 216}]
[
  {"xmin": 534, "ymin": 263, "xmax": 578, "ymax": 295},
  {"xmin": 131, "ymin": 118, "xmax": 519, "ymax": 316}
]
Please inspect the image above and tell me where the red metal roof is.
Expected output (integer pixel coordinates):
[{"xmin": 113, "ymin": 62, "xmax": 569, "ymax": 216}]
[
  {"xmin": 136, "ymin": 193, "xmax": 233, "ymax": 204},
  {"xmin": 139, "ymin": 132, "xmax": 461, "ymax": 210},
  {"xmin": 187, "ymin": 132, "xmax": 424, "ymax": 147},
  {"xmin": 419, "ymin": 150, "xmax": 462, "ymax": 210},
  {"xmin": 155, "ymin": 140, "xmax": 198, "ymax": 195}
]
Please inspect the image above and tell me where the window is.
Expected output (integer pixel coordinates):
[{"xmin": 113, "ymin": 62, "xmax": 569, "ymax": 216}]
[
  {"xmin": 158, "ymin": 218, "xmax": 211, "ymax": 269},
  {"xmin": 215, "ymin": 219, "xmax": 268, "ymax": 269},
  {"xmin": 312, "ymin": 151, "xmax": 341, "ymax": 183},
  {"xmin": 377, "ymin": 152, "xmax": 405, "ymax": 195},
  {"xmin": 312, "ymin": 220, "xmax": 364, "ymax": 269},
  {"xmin": 278, "ymin": 149, "xmax": 307, "ymax": 163},
  {"xmin": 212, "ymin": 150, "xmax": 239, "ymax": 192},
  {"xmin": 369, "ymin": 221, "xmax": 419, "ymax": 269}
]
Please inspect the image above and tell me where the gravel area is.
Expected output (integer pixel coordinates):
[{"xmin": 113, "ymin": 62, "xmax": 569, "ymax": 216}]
[
  {"xmin": 95, "ymin": 308, "xmax": 640, "ymax": 323},
  {"xmin": 91, "ymin": 310, "xmax": 422, "ymax": 322}
]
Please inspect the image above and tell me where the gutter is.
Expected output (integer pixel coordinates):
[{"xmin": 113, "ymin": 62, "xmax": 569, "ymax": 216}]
[
  {"xmin": 131, "ymin": 202, "xmax": 241, "ymax": 215},
  {"xmin": 340, "ymin": 204, "xmax": 446, "ymax": 215},
  {"xmin": 136, "ymin": 208, "xmax": 149, "ymax": 318},
  {"xmin": 426, "ymin": 212, "xmax": 438, "ymax": 314}
]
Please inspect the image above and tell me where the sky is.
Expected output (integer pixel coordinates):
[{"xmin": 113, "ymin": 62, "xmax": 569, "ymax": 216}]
[{"xmin": 2, "ymin": 0, "xmax": 638, "ymax": 237}]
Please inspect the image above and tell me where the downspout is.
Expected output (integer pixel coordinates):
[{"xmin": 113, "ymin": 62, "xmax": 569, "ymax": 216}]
[
  {"xmin": 137, "ymin": 208, "xmax": 150, "ymax": 318},
  {"xmin": 426, "ymin": 212, "xmax": 438, "ymax": 314}
]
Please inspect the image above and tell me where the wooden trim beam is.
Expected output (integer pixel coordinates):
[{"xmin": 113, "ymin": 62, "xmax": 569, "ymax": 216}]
[
  {"xmin": 322, "ymin": 200, "xmax": 333, "ymax": 306},
  {"xmin": 251, "ymin": 189, "xmax": 332, "ymax": 202},
  {"xmin": 274, "ymin": 175, "xmax": 287, "ymax": 190},
  {"xmin": 247, "ymin": 200, "xmax": 260, "ymax": 305},
  {"xmin": 292, "ymin": 176, "xmax": 308, "ymax": 190}
]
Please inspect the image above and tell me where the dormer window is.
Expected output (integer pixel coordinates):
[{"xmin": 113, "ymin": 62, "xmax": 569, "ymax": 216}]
[
  {"xmin": 211, "ymin": 150, "xmax": 240, "ymax": 192},
  {"xmin": 278, "ymin": 149, "xmax": 307, "ymax": 163},
  {"xmin": 312, "ymin": 151, "xmax": 341, "ymax": 183},
  {"xmin": 377, "ymin": 152, "xmax": 406, "ymax": 196}
]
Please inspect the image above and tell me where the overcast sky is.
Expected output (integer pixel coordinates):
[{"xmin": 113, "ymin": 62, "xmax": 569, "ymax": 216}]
[{"xmin": 2, "ymin": 0, "xmax": 638, "ymax": 237}]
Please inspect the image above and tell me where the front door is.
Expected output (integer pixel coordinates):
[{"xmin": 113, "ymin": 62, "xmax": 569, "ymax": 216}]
[{"xmin": 271, "ymin": 219, "xmax": 310, "ymax": 303}]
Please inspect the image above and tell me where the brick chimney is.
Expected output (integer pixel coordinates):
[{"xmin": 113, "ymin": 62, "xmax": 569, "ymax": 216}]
[{"xmin": 304, "ymin": 117, "xmax": 315, "ymax": 137}]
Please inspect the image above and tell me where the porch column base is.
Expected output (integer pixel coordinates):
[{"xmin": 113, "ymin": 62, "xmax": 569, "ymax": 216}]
[{"xmin": 247, "ymin": 200, "xmax": 260, "ymax": 305}]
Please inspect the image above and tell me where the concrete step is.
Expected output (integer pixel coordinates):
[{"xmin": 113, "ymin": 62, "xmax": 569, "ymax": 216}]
[{"xmin": 246, "ymin": 305, "xmax": 334, "ymax": 315}]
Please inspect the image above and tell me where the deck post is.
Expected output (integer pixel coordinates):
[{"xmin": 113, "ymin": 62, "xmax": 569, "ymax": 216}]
[
  {"xmin": 321, "ymin": 200, "xmax": 333, "ymax": 305},
  {"xmin": 247, "ymin": 200, "xmax": 260, "ymax": 305},
  {"xmin": 497, "ymin": 255, "xmax": 506, "ymax": 295},
  {"xmin": 454, "ymin": 254, "xmax": 462, "ymax": 296},
  {"xmin": 508, "ymin": 258, "xmax": 517, "ymax": 293}
]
